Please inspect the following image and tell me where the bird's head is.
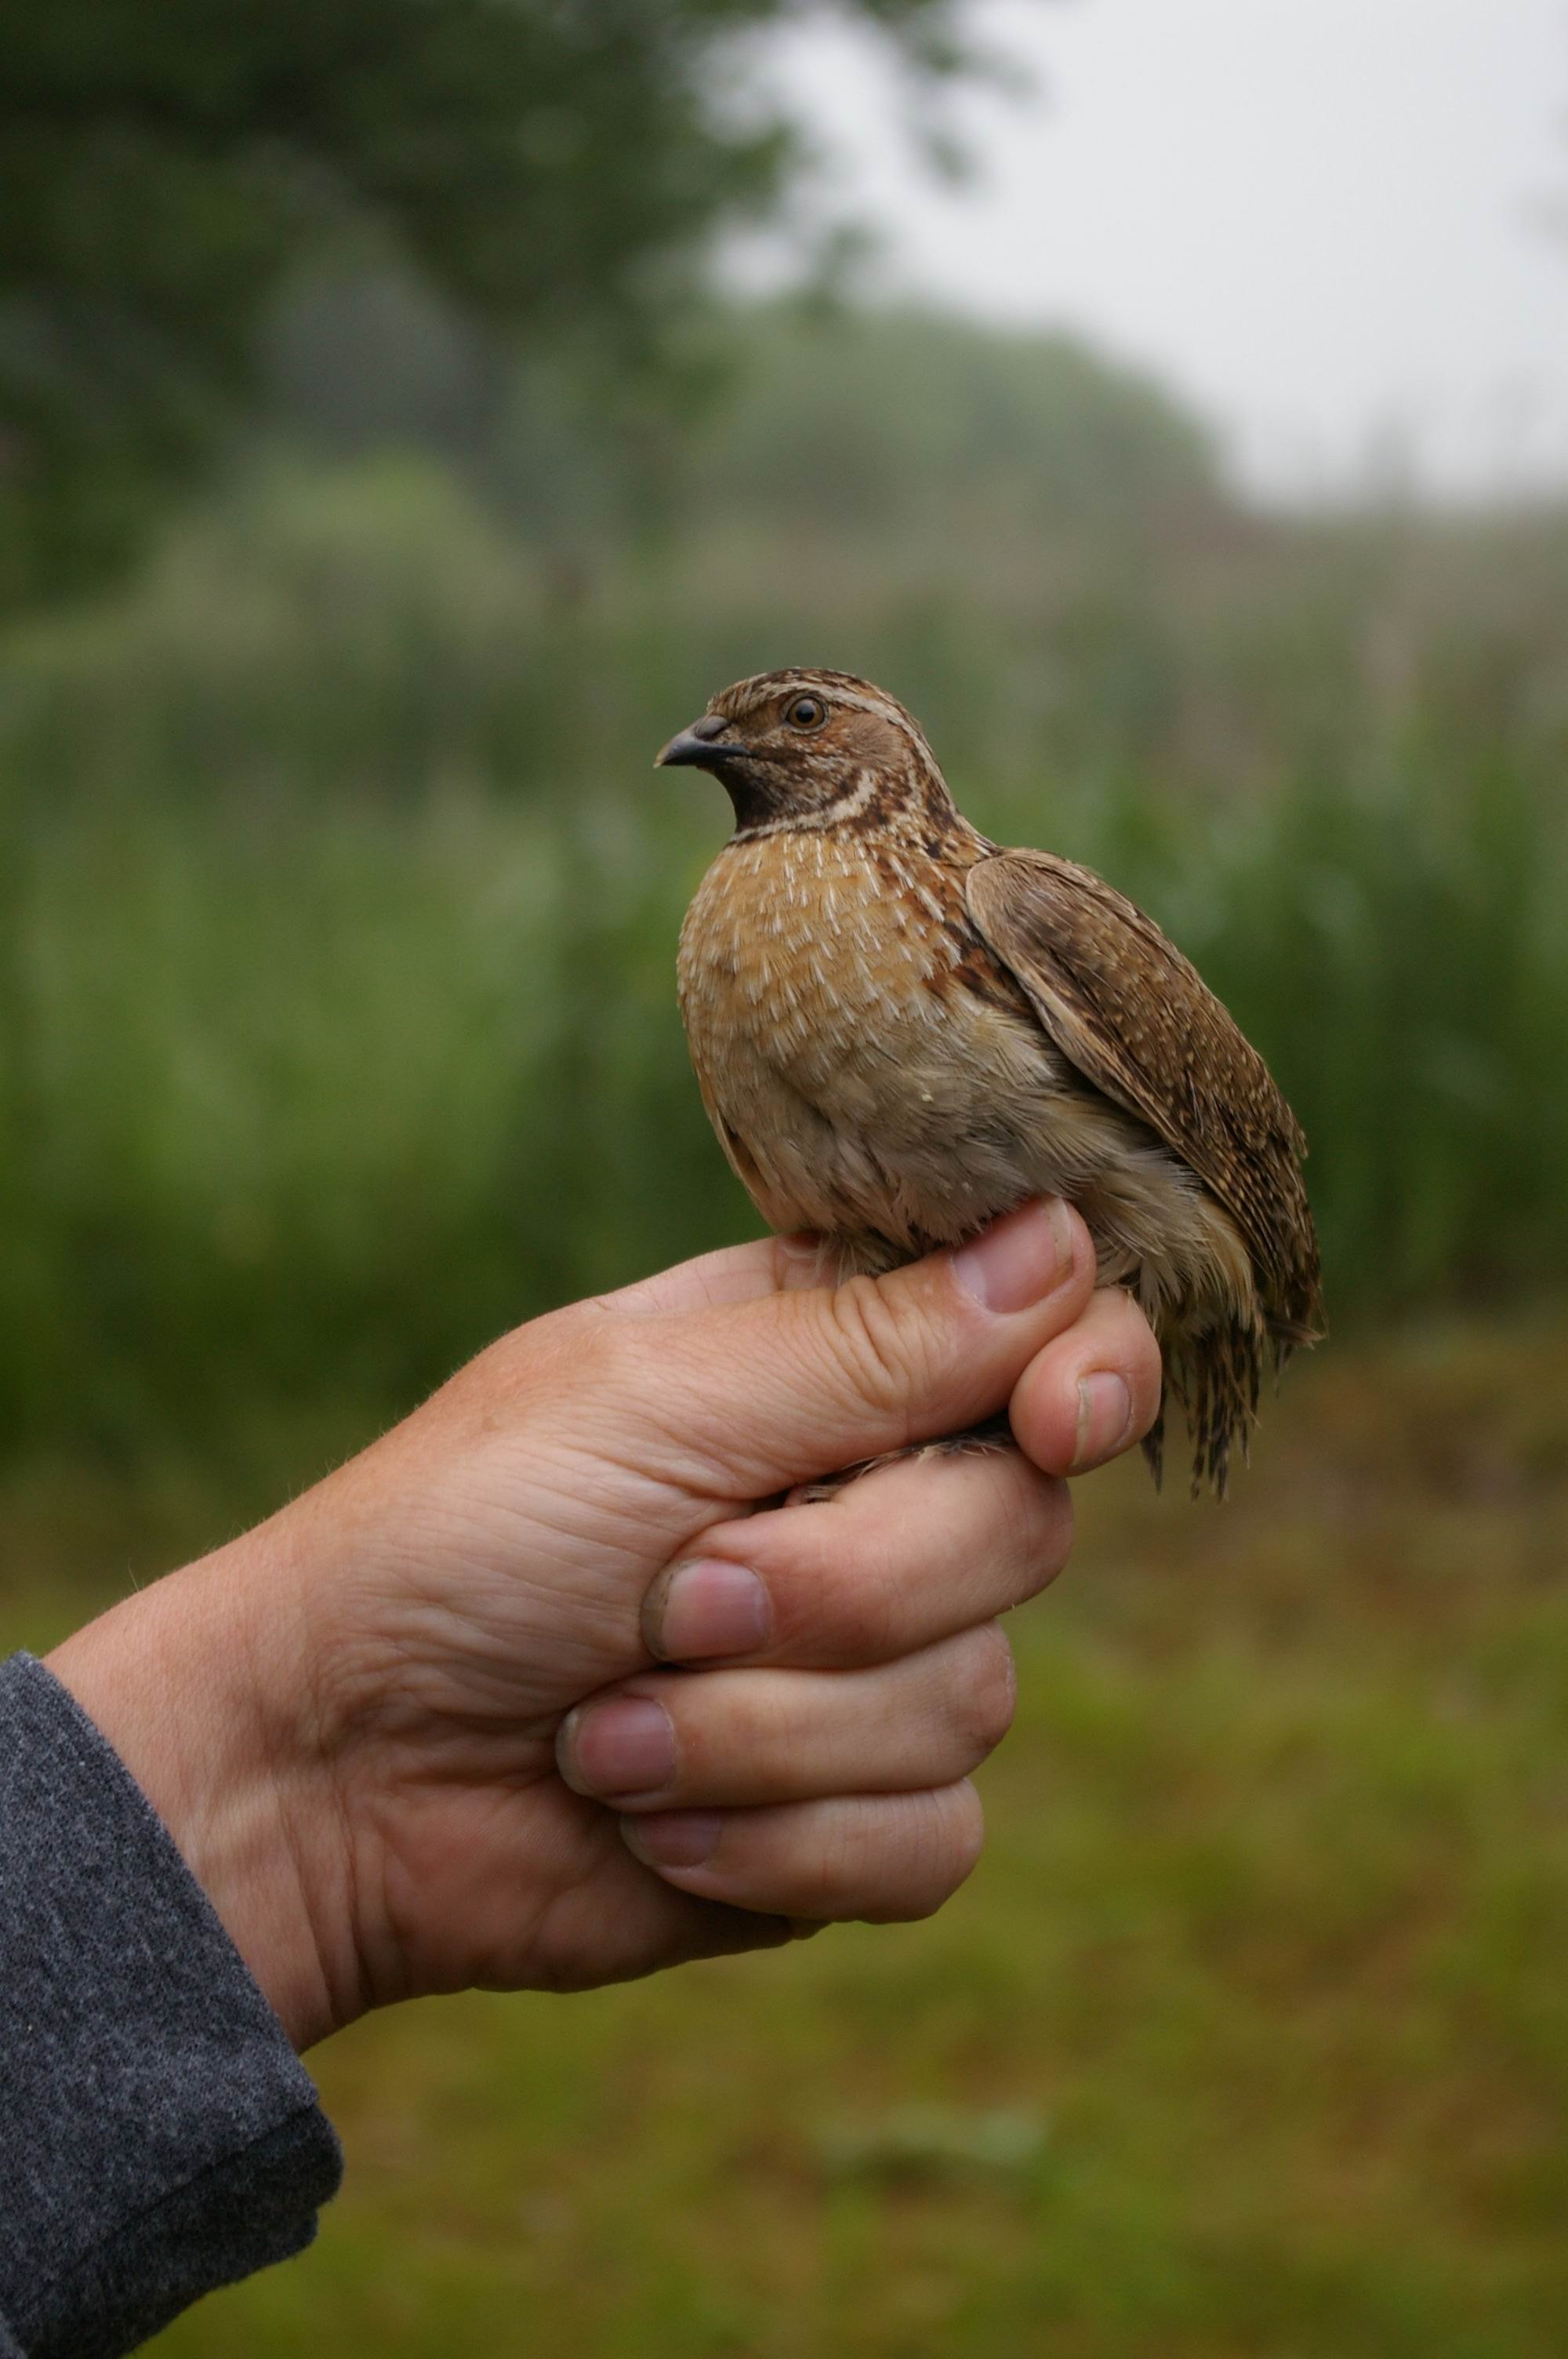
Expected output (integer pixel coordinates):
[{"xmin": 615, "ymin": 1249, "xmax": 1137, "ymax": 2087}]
[{"xmin": 655, "ymin": 669, "xmax": 955, "ymax": 840}]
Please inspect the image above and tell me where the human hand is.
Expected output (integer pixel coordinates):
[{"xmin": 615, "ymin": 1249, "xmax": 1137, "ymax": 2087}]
[{"xmin": 47, "ymin": 1200, "xmax": 1160, "ymax": 2050}]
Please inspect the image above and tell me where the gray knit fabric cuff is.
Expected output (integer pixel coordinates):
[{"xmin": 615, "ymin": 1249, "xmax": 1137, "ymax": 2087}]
[{"xmin": 0, "ymin": 1652, "xmax": 342, "ymax": 2357}]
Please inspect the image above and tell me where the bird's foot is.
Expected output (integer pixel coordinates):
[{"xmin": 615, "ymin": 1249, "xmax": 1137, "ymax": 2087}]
[{"xmin": 791, "ymin": 1414, "xmax": 1014, "ymax": 1503}]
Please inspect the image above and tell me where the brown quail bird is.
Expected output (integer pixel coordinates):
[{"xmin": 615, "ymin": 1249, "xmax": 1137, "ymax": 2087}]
[{"xmin": 659, "ymin": 668, "xmax": 1323, "ymax": 1496}]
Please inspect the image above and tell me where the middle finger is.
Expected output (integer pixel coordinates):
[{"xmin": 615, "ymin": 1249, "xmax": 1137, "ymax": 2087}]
[{"xmin": 557, "ymin": 1623, "xmax": 1017, "ymax": 1810}]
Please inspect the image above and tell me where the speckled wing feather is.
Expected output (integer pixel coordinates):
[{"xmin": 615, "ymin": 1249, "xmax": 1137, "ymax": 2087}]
[{"xmin": 965, "ymin": 850, "xmax": 1323, "ymax": 1348}]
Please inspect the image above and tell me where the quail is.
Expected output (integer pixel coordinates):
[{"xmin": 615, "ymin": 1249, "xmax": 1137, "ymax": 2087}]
[{"xmin": 659, "ymin": 669, "xmax": 1323, "ymax": 1496}]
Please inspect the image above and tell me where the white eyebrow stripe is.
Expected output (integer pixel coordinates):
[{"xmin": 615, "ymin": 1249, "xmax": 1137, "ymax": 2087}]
[{"xmin": 727, "ymin": 680, "xmax": 912, "ymax": 733}]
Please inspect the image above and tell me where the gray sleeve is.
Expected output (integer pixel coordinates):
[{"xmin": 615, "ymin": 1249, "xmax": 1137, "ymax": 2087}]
[{"xmin": 0, "ymin": 1652, "xmax": 343, "ymax": 2358}]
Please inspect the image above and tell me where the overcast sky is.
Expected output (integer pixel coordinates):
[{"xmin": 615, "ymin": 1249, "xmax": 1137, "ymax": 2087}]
[{"xmin": 762, "ymin": 0, "xmax": 1568, "ymax": 501}]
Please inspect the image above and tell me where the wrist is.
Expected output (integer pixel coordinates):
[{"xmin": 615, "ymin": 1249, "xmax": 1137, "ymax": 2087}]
[{"xmin": 46, "ymin": 1534, "xmax": 345, "ymax": 2051}]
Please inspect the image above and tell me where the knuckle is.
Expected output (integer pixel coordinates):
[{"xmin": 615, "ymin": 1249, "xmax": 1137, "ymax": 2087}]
[
  {"xmin": 771, "ymin": 1519, "xmax": 902, "ymax": 1661},
  {"xmin": 809, "ymin": 1784, "xmax": 988, "ymax": 1925},
  {"xmin": 951, "ymin": 1624, "xmax": 1017, "ymax": 1762},
  {"xmin": 946, "ymin": 1779, "xmax": 988, "ymax": 1886},
  {"xmin": 1004, "ymin": 1467, "xmax": 1074, "ymax": 1602},
  {"xmin": 822, "ymin": 1275, "xmax": 934, "ymax": 1424},
  {"xmin": 889, "ymin": 1783, "xmax": 986, "ymax": 1921},
  {"xmin": 816, "ymin": 1552, "xmax": 902, "ymax": 1661}
]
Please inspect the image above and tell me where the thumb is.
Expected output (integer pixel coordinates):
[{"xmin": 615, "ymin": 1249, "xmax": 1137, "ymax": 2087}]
[{"xmin": 601, "ymin": 1198, "xmax": 1096, "ymax": 1496}]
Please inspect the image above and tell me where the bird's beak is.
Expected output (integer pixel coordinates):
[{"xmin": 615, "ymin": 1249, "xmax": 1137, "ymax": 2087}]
[{"xmin": 655, "ymin": 714, "xmax": 750, "ymax": 772}]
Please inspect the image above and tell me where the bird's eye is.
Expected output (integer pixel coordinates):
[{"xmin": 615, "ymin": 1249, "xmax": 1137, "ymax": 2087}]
[{"xmin": 784, "ymin": 694, "xmax": 826, "ymax": 730}]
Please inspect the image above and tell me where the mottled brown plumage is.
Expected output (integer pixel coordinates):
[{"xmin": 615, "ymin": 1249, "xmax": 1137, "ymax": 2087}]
[{"xmin": 659, "ymin": 667, "xmax": 1323, "ymax": 1494}]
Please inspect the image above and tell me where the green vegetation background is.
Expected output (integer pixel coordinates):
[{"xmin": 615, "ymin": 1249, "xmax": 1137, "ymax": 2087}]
[{"xmin": 2, "ymin": 307, "xmax": 1566, "ymax": 2355}]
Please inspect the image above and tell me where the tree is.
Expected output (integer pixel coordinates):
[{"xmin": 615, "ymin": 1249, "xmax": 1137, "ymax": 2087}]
[{"xmin": 0, "ymin": 0, "xmax": 994, "ymax": 606}]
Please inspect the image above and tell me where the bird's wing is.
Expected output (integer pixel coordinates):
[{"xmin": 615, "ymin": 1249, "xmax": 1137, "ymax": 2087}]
[{"xmin": 965, "ymin": 849, "xmax": 1322, "ymax": 1340}]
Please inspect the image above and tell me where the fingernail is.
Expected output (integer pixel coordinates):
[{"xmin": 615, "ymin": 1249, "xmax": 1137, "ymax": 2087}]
[
  {"xmin": 620, "ymin": 1811, "xmax": 723, "ymax": 1869},
  {"xmin": 1073, "ymin": 1372, "xmax": 1134, "ymax": 1469},
  {"xmin": 952, "ymin": 1198, "xmax": 1076, "ymax": 1314},
  {"xmin": 644, "ymin": 1559, "xmax": 771, "ymax": 1662},
  {"xmin": 558, "ymin": 1696, "xmax": 675, "ymax": 1797}
]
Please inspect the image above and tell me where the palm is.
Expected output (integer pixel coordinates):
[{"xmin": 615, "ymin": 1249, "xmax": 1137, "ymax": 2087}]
[{"xmin": 352, "ymin": 1736, "xmax": 771, "ymax": 2007}]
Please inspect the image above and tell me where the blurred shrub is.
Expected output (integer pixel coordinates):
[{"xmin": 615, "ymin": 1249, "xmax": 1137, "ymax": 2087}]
[
  {"xmin": 0, "ymin": 0, "xmax": 985, "ymax": 605},
  {"xmin": 677, "ymin": 307, "xmax": 1224, "ymax": 547}
]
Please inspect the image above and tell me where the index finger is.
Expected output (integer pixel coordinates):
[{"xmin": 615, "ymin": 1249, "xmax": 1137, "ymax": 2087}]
[{"xmin": 641, "ymin": 1444, "xmax": 1073, "ymax": 1671}]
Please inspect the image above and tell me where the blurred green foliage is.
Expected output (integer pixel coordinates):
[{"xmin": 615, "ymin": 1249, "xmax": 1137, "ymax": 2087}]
[
  {"xmin": 263, "ymin": 287, "xmax": 1227, "ymax": 558},
  {"xmin": 677, "ymin": 306, "xmax": 1223, "ymax": 544},
  {"xmin": 0, "ymin": 0, "xmax": 983, "ymax": 605},
  {"xmin": 0, "ymin": 305, "xmax": 1564, "ymax": 1510}
]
